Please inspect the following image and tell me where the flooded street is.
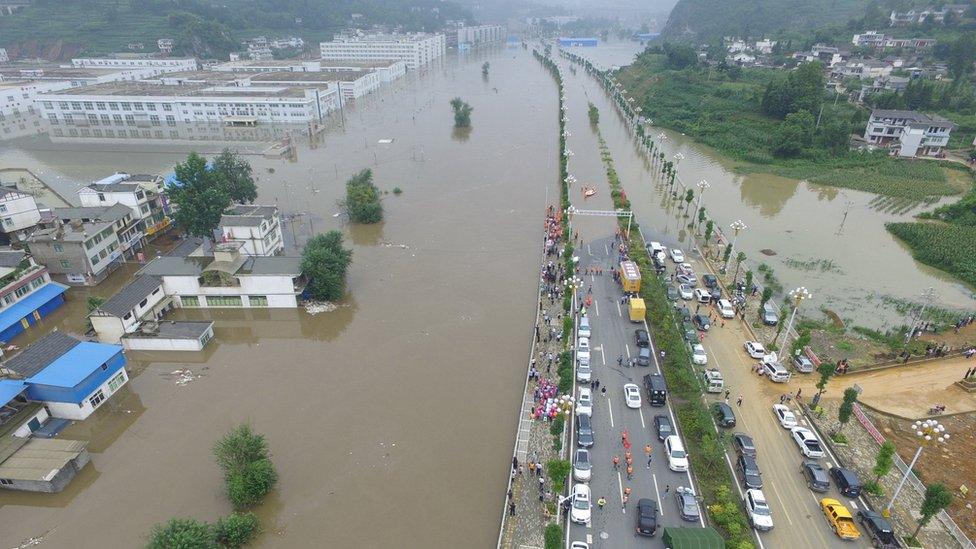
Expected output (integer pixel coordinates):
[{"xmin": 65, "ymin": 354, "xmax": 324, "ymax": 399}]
[
  {"xmin": 0, "ymin": 47, "xmax": 558, "ymax": 548},
  {"xmin": 565, "ymin": 41, "xmax": 976, "ymax": 327}
]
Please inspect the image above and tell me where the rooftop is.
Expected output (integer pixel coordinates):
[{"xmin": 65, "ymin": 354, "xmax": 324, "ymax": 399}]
[
  {"xmin": 138, "ymin": 254, "xmax": 302, "ymax": 277},
  {"xmin": 54, "ymin": 203, "xmax": 134, "ymax": 224},
  {"xmin": 0, "ymin": 65, "xmax": 132, "ymax": 80},
  {"xmin": 0, "ymin": 437, "xmax": 89, "ymax": 482},
  {"xmin": 870, "ymin": 109, "xmax": 955, "ymax": 127},
  {"xmin": 0, "ymin": 250, "xmax": 26, "ymax": 269},
  {"xmin": 220, "ymin": 204, "xmax": 278, "ymax": 227},
  {"xmin": 2, "ymin": 331, "xmax": 81, "ymax": 379},
  {"xmin": 96, "ymin": 275, "xmax": 162, "ymax": 317},
  {"xmin": 29, "ymin": 221, "xmax": 115, "ymax": 243},
  {"xmin": 0, "ymin": 283, "xmax": 68, "ymax": 338},
  {"xmin": 40, "ymin": 80, "xmax": 324, "ymax": 99},
  {"xmin": 123, "ymin": 320, "xmax": 214, "ymax": 340},
  {"xmin": 251, "ymin": 71, "xmax": 370, "ymax": 83},
  {"xmin": 27, "ymin": 341, "xmax": 122, "ymax": 388}
]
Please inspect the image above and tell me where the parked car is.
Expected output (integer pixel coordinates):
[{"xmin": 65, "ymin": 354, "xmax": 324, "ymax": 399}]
[
  {"xmin": 573, "ymin": 448, "xmax": 592, "ymax": 482},
  {"xmin": 793, "ymin": 354, "xmax": 814, "ymax": 373},
  {"xmin": 654, "ymin": 414, "xmax": 673, "ymax": 441},
  {"xmin": 717, "ymin": 299, "xmax": 735, "ymax": 319},
  {"xmin": 576, "ymin": 387, "xmax": 593, "ymax": 417},
  {"xmin": 761, "ymin": 357, "xmax": 791, "ymax": 383},
  {"xmin": 665, "ymin": 435, "xmax": 688, "ymax": 472},
  {"xmin": 800, "ymin": 460, "xmax": 830, "ymax": 493},
  {"xmin": 713, "ymin": 402, "xmax": 736, "ymax": 428},
  {"xmin": 676, "ymin": 262, "xmax": 694, "ymax": 274},
  {"xmin": 635, "ymin": 328, "xmax": 650, "ymax": 348},
  {"xmin": 702, "ymin": 274, "xmax": 718, "ymax": 288},
  {"xmin": 732, "ymin": 433, "xmax": 756, "ymax": 458},
  {"xmin": 624, "ymin": 383, "xmax": 642, "ymax": 408},
  {"xmin": 647, "ymin": 241, "xmax": 665, "ymax": 256},
  {"xmin": 857, "ymin": 510, "xmax": 901, "ymax": 548},
  {"xmin": 791, "ymin": 427, "xmax": 825, "ymax": 458},
  {"xmin": 693, "ymin": 288, "xmax": 711, "ymax": 303},
  {"xmin": 821, "ymin": 498, "xmax": 860, "ymax": 540},
  {"xmin": 830, "ymin": 467, "xmax": 862, "ymax": 498},
  {"xmin": 675, "ymin": 305, "xmax": 692, "ymax": 322},
  {"xmin": 674, "ymin": 486, "xmax": 701, "ymax": 522},
  {"xmin": 666, "ymin": 285, "xmax": 679, "ymax": 301},
  {"xmin": 709, "ymin": 287, "xmax": 722, "ymax": 301},
  {"xmin": 670, "ymin": 248, "xmax": 685, "ymax": 263},
  {"xmin": 691, "ymin": 344, "xmax": 708, "ymax": 365},
  {"xmin": 773, "ymin": 404, "xmax": 797, "ymax": 428},
  {"xmin": 637, "ymin": 347, "xmax": 652, "ymax": 367},
  {"xmin": 576, "ymin": 413, "xmax": 594, "ymax": 448},
  {"xmin": 678, "ymin": 284, "xmax": 694, "ymax": 300},
  {"xmin": 577, "ymin": 337, "xmax": 590, "ymax": 363},
  {"xmin": 744, "ymin": 489, "xmax": 774, "ymax": 531},
  {"xmin": 578, "ymin": 315, "xmax": 591, "ymax": 338},
  {"xmin": 737, "ymin": 454, "xmax": 763, "ymax": 489},
  {"xmin": 570, "ymin": 542, "xmax": 589, "ymax": 549},
  {"xmin": 693, "ymin": 314, "xmax": 711, "ymax": 331},
  {"xmin": 570, "ymin": 483, "xmax": 592, "ymax": 525},
  {"xmin": 676, "ymin": 273, "xmax": 697, "ymax": 287},
  {"xmin": 635, "ymin": 498, "xmax": 659, "ymax": 536},
  {"xmin": 577, "ymin": 361, "xmax": 591, "ymax": 383},
  {"xmin": 744, "ymin": 341, "xmax": 766, "ymax": 359},
  {"xmin": 761, "ymin": 303, "xmax": 779, "ymax": 326}
]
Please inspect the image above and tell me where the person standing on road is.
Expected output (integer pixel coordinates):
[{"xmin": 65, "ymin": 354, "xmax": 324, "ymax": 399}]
[
  {"xmin": 601, "ymin": 386, "xmax": 607, "ymax": 396},
  {"xmin": 598, "ymin": 496, "xmax": 606, "ymax": 509},
  {"xmin": 618, "ymin": 355, "xmax": 623, "ymax": 366},
  {"xmin": 509, "ymin": 502, "xmax": 516, "ymax": 516},
  {"xmin": 737, "ymin": 394, "xmax": 743, "ymax": 406},
  {"xmin": 724, "ymin": 389, "xmax": 730, "ymax": 400},
  {"xmin": 626, "ymin": 465, "xmax": 634, "ymax": 480},
  {"xmin": 645, "ymin": 444, "xmax": 653, "ymax": 468},
  {"xmin": 612, "ymin": 455, "xmax": 620, "ymax": 469}
]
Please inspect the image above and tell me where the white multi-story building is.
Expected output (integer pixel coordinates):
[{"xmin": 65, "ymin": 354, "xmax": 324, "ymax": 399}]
[
  {"xmin": 320, "ymin": 33, "xmax": 446, "ymax": 69},
  {"xmin": 70, "ymin": 57, "xmax": 198, "ymax": 74},
  {"xmin": 457, "ymin": 25, "xmax": 505, "ymax": 47},
  {"xmin": 209, "ymin": 58, "xmax": 408, "ymax": 83},
  {"xmin": 219, "ymin": 204, "xmax": 283, "ymax": 256},
  {"xmin": 863, "ymin": 109, "xmax": 955, "ymax": 157},
  {"xmin": 157, "ymin": 39, "xmax": 174, "ymax": 55},
  {"xmin": 0, "ymin": 48, "xmax": 8, "ymax": 63},
  {"xmin": 78, "ymin": 172, "xmax": 170, "ymax": 240},
  {"xmin": 853, "ymin": 31, "xmax": 886, "ymax": 47},
  {"xmin": 0, "ymin": 186, "xmax": 40, "ymax": 241}
]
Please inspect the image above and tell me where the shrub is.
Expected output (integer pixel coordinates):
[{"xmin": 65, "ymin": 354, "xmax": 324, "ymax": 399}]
[
  {"xmin": 863, "ymin": 480, "xmax": 884, "ymax": 497},
  {"xmin": 544, "ymin": 523, "xmax": 563, "ymax": 549},
  {"xmin": 301, "ymin": 231, "xmax": 353, "ymax": 302},
  {"xmin": 213, "ymin": 425, "xmax": 269, "ymax": 476},
  {"xmin": 392, "ymin": 187, "xmax": 402, "ymax": 195},
  {"xmin": 226, "ymin": 458, "xmax": 278, "ymax": 509},
  {"xmin": 213, "ymin": 512, "xmax": 261, "ymax": 548},
  {"xmin": 343, "ymin": 169, "xmax": 383, "ymax": 223},
  {"xmin": 547, "ymin": 459, "xmax": 571, "ymax": 493},
  {"xmin": 147, "ymin": 518, "xmax": 215, "ymax": 549},
  {"xmin": 549, "ymin": 415, "xmax": 565, "ymax": 437}
]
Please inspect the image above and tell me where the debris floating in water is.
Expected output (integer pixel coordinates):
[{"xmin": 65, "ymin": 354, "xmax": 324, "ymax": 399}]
[
  {"xmin": 379, "ymin": 241, "xmax": 410, "ymax": 249},
  {"xmin": 305, "ymin": 301, "xmax": 338, "ymax": 315},
  {"xmin": 167, "ymin": 368, "xmax": 202, "ymax": 386}
]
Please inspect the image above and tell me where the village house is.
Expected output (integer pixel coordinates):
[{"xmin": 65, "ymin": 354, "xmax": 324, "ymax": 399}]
[
  {"xmin": 218, "ymin": 204, "xmax": 283, "ymax": 257},
  {"xmin": 78, "ymin": 172, "xmax": 171, "ymax": 248},
  {"xmin": 863, "ymin": 109, "xmax": 955, "ymax": 157},
  {"xmin": 0, "ymin": 187, "xmax": 41, "ymax": 244},
  {"xmin": 27, "ymin": 217, "xmax": 123, "ymax": 285},
  {"xmin": 0, "ymin": 248, "xmax": 68, "ymax": 343}
]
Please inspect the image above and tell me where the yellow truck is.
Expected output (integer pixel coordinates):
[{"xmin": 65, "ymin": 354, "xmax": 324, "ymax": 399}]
[
  {"xmin": 629, "ymin": 297, "xmax": 646, "ymax": 322},
  {"xmin": 619, "ymin": 261, "xmax": 641, "ymax": 293},
  {"xmin": 820, "ymin": 498, "xmax": 861, "ymax": 540}
]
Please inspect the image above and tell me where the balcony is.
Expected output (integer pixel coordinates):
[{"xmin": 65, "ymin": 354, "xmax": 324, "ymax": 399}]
[{"xmin": 0, "ymin": 261, "xmax": 44, "ymax": 295}]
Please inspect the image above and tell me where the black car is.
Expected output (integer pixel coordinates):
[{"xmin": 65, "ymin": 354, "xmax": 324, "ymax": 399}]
[
  {"xmin": 737, "ymin": 454, "xmax": 763, "ymax": 490},
  {"xmin": 576, "ymin": 414, "xmax": 594, "ymax": 448},
  {"xmin": 637, "ymin": 346, "xmax": 652, "ymax": 367},
  {"xmin": 693, "ymin": 314, "xmax": 711, "ymax": 331},
  {"xmin": 713, "ymin": 402, "xmax": 736, "ymax": 428},
  {"xmin": 635, "ymin": 498, "xmax": 658, "ymax": 537},
  {"xmin": 830, "ymin": 467, "xmax": 862, "ymax": 497},
  {"xmin": 666, "ymin": 286, "xmax": 679, "ymax": 301},
  {"xmin": 674, "ymin": 487, "xmax": 701, "ymax": 522},
  {"xmin": 654, "ymin": 414, "xmax": 673, "ymax": 441},
  {"xmin": 635, "ymin": 329, "xmax": 650, "ymax": 348},
  {"xmin": 857, "ymin": 510, "xmax": 901, "ymax": 548},
  {"xmin": 675, "ymin": 305, "xmax": 692, "ymax": 322},
  {"xmin": 800, "ymin": 460, "xmax": 830, "ymax": 493},
  {"xmin": 732, "ymin": 433, "xmax": 756, "ymax": 458},
  {"xmin": 702, "ymin": 274, "xmax": 718, "ymax": 288},
  {"xmin": 710, "ymin": 287, "xmax": 722, "ymax": 301}
]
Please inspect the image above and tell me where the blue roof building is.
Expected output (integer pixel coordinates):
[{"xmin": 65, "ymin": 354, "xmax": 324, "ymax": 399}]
[
  {"xmin": 558, "ymin": 37, "xmax": 598, "ymax": 47},
  {"xmin": 0, "ymin": 250, "xmax": 67, "ymax": 343},
  {"xmin": 4, "ymin": 331, "xmax": 128, "ymax": 420}
]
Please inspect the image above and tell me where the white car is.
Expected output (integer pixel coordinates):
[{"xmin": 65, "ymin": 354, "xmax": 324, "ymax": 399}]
[
  {"xmin": 570, "ymin": 483, "xmax": 592, "ymax": 524},
  {"xmin": 678, "ymin": 284, "xmax": 694, "ymax": 300},
  {"xmin": 623, "ymin": 383, "xmax": 642, "ymax": 408},
  {"xmin": 717, "ymin": 299, "xmax": 735, "ymax": 319},
  {"xmin": 693, "ymin": 288, "xmax": 711, "ymax": 303},
  {"xmin": 577, "ymin": 362, "xmax": 592, "ymax": 383},
  {"xmin": 744, "ymin": 341, "xmax": 766, "ymax": 359},
  {"xmin": 670, "ymin": 248, "xmax": 685, "ymax": 263},
  {"xmin": 648, "ymin": 241, "xmax": 665, "ymax": 255},
  {"xmin": 578, "ymin": 315, "xmax": 591, "ymax": 338},
  {"xmin": 577, "ymin": 387, "xmax": 593, "ymax": 417},
  {"xmin": 744, "ymin": 489, "xmax": 774, "ymax": 531},
  {"xmin": 692, "ymin": 344, "xmax": 708, "ymax": 365},
  {"xmin": 577, "ymin": 337, "xmax": 590, "ymax": 363},
  {"xmin": 677, "ymin": 262, "xmax": 694, "ymax": 274},
  {"xmin": 665, "ymin": 435, "xmax": 689, "ymax": 472},
  {"xmin": 573, "ymin": 448, "xmax": 592, "ymax": 482},
  {"xmin": 773, "ymin": 404, "xmax": 797, "ymax": 429},
  {"xmin": 570, "ymin": 543, "xmax": 589, "ymax": 549},
  {"xmin": 790, "ymin": 427, "xmax": 825, "ymax": 458}
]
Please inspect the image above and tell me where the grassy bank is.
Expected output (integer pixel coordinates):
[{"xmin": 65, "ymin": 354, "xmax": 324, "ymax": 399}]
[
  {"xmin": 886, "ymin": 221, "xmax": 976, "ymax": 289},
  {"xmin": 614, "ymin": 54, "xmax": 965, "ymax": 200}
]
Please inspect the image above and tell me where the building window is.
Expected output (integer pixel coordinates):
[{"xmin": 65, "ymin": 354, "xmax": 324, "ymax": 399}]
[
  {"xmin": 91, "ymin": 255, "xmax": 100, "ymax": 265},
  {"xmin": 59, "ymin": 259, "xmax": 71, "ymax": 269},
  {"xmin": 31, "ymin": 278, "xmax": 44, "ymax": 289},
  {"xmin": 107, "ymin": 371, "xmax": 127, "ymax": 393},
  {"xmin": 89, "ymin": 389, "xmax": 106, "ymax": 408},
  {"xmin": 181, "ymin": 296, "xmax": 200, "ymax": 307},
  {"xmin": 0, "ymin": 204, "xmax": 6, "ymax": 212},
  {"xmin": 14, "ymin": 285, "xmax": 31, "ymax": 298},
  {"xmin": 0, "ymin": 479, "xmax": 12, "ymax": 485},
  {"xmin": 249, "ymin": 295, "xmax": 268, "ymax": 307},
  {"xmin": 199, "ymin": 331, "xmax": 213, "ymax": 346},
  {"xmin": 207, "ymin": 295, "xmax": 243, "ymax": 307},
  {"xmin": 54, "ymin": 243, "xmax": 64, "ymax": 252}
]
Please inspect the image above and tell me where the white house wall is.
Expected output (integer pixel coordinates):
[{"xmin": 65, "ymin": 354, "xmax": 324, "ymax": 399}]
[
  {"xmin": 43, "ymin": 369, "xmax": 129, "ymax": 421},
  {"xmin": 123, "ymin": 336, "xmax": 204, "ymax": 351},
  {"xmin": 12, "ymin": 406, "xmax": 49, "ymax": 438}
]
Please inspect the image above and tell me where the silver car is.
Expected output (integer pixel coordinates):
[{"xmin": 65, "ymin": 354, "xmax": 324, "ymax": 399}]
[
  {"xmin": 793, "ymin": 355, "xmax": 814, "ymax": 373},
  {"xmin": 674, "ymin": 486, "xmax": 701, "ymax": 522},
  {"xmin": 573, "ymin": 448, "xmax": 592, "ymax": 482}
]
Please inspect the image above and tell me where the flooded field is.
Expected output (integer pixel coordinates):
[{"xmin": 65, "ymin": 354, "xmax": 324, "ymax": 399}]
[
  {"xmin": 566, "ymin": 41, "xmax": 976, "ymax": 328},
  {"xmin": 0, "ymin": 46, "xmax": 558, "ymax": 548}
]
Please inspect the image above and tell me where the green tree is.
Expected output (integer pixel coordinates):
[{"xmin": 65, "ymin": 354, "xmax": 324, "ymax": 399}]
[
  {"xmin": 759, "ymin": 287, "xmax": 774, "ymax": 310},
  {"xmin": 704, "ymin": 220, "xmax": 714, "ymax": 245},
  {"xmin": 722, "ymin": 244, "xmax": 733, "ymax": 265},
  {"xmin": 544, "ymin": 524, "xmax": 563, "ymax": 549},
  {"xmin": 547, "ymin": 458, "xmax": 571, "ymax": 493},
  {"xmin": 744, "ymin": 270, "xmax": 754, "ymax": 292},
  {"xmin": 662, "ymin": 43, "xmax": 698, "ymax": 69},
  {"xmin": 227, "ymin": 459, "xmax": 278, "ymax": 509},
  {"xmin": 816, "ymin": 362, "xmax": 835, "ymax": 396},
  {"xmin": 213, "ymin": 512, "xmax": 261, "ymax": 548},
  {"xmin": 214, "ymin": 424, "xmax": 270, "ymax": 477},
  {"xmin": 86, "ymin": 295, "xmax": 106, "ymax": 312},
  {"xmin": 342, "ymin": 169, "xmax": 383, "ymax": 224},
  {"xmin": 732, "ymin": 251, "xmax": 746, "ymax": 281},
  {"xmin": 301, "ymin": 230, "xmax": 353, "ymax": 301},
  {"xmin": 838, "ymin": 387, "xmax": 858, "ymax": 432},
  {"xmin": 761, "ymin": 62, "xmax": 824, "ymax": 119},
  {"xmin": 450, "ymin": 97, "xmax": 473, "ymax": 127},
  {"xmin": 913, "ymin": 484, "xmax": 953, "ymax": 537},
  {"xmin": 773, "ymin": 110, "xmax": 815, "ymax": 158},
  {"xmin": 873, "ymin": 441, "xmax": 896, "ymax": 482},
  {"xmin": 147, "ymin": 518, "xmax": 215, "ymax": 549},
  {"xmin": 212, "ymin": 148, "xmax": 257, "ymax": 204},
  {"xmin": 588, "ymin": 102, "xmax": 600, "ymax": 125},
  {"xmin": 169, "ymin": 152, "xmax": 230, "ymax": 240}
]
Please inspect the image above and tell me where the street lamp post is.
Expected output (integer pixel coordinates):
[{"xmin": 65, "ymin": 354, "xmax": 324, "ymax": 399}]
[
  {"xmin": 776, "ymin": 287, "xmax": 811, "ymax": 348},
  {"xmin": 884, "ymin": 419, "xmax": 949, "ymax": 518},
  {"xmin": 695, "ymin": 179, "xmax": 710, "ymax": 229},
  {"xmin": 728, "ymin": 220, "xmax": 747, "ymax": 263}
]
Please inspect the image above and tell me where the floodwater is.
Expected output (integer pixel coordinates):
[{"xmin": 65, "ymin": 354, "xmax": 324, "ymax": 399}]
[
  {"xmin": 0, "ymin": 46, "xmax": 558, "ymax": 548},
  {"xmin": 564, "ymin": 41, "xmax": 976, "ymax": 328}
]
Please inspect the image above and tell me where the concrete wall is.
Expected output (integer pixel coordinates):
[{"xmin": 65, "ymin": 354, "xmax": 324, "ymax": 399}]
[
  {"xmin": 0, "ymin": 193, "xmax": 40, "ymax": 233},
  {"xmin": 123, "ymin": 333, "xmax": 209, "ymax": 351},
  {"xmin": 0, "ymin": 449, "xmax": 90, "ymax": 493},
  {"xmin": 164, "ymin": 274, "xmax": 298, "ymax": 307}
]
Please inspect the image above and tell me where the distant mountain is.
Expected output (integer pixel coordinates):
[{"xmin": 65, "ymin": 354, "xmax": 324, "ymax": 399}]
[
  {"xmin": 658, "ymin": 0, "xmax": 872, "ymax": 43},
  {"xmin": 0, "ymin": 0, "xmax": 473, "ymax": 60}
]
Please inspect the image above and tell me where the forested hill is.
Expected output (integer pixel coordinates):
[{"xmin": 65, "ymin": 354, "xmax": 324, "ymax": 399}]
[
  {"xmin": 0, "ymin": 0, "xmax": 473, "ymax": 60},
  {"xmin": 658, "ymin": 0, "xmax": 871, "ymax": 43}
]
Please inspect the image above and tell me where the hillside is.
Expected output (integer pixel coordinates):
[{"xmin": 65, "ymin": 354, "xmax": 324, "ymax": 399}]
[
  {"xmin": 658, "ymin": 0, "xmax": 871, "ymax": 43},
  {"xmin": 0, "ymin": 0, "xmax": 473, "ymax": 60}
]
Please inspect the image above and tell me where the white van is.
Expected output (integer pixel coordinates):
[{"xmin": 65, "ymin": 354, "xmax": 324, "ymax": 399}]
[
  {"xmin": 665, "ymin": 435, "xmax": 689, "ymax": 472},
  {"xmin": 761, "ymin": 353, "xmax": 791, "ymax": 383},
  {"xmin": 717, "ymin": 299, "xmax": 735, "ymax": 319},
  {"xmin": 578, "ymin": 315, "xmax": 591, "ymax": 338}
]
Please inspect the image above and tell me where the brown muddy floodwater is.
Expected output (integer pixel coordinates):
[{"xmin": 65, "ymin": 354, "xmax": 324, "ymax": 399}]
[
  {"xmin": 0, "ymin": 46, "xmax": 558, "ymax": 548},
  {"xmin": 565, "ymin": 41, "xmax": 976, "ymax": 328}
]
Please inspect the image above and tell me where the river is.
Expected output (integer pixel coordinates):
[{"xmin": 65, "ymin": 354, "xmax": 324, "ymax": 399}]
[
  {"xmin": 0, "ymin": 45, "xmax": 558, "ymax": 548},
  {"xmin": 563, "ymin": 40, "xmax": 976, "ymax": 329}
]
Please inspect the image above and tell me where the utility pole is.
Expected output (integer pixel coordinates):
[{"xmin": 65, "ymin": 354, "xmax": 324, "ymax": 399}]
[{"xmin": 905, "ymin": 287, "xmax": 937, "ymax": 342}]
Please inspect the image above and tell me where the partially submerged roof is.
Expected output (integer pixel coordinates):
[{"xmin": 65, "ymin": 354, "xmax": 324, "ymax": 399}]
[
  {"xmin": 123, "ymin": 321, "xmax": 213, "ymax": 340},
  {"xmin": 2, "ymin": 330, "xmax": 80, "ymax": 379},
  {"xmin": 138, "ymin": 256, "xmax": 209, "ymax": 276},
  {"xmin": 27, "ymin": 341, "xmax": 122, "ymax": 388},
  {"xmin": 0, "ymin": 437, "xmax": 89, "ymax": 482},
  {"xmin": 97, "ymin": 275, "xmax": 162, "ymax": 317},
  {"xmin": 240, "ymin": 256, "xmax": 302, "ymax": 276},
  {"xmin": 0, "ymin": 250, "xmax": 26, "ymax": 268},
  {"xmin": 220, "ymin": 204, "xmax": 278, "ymax": 227},
  {"xmin": 166, "ymin": 236, "xmax": 210, "ymax": 258}
]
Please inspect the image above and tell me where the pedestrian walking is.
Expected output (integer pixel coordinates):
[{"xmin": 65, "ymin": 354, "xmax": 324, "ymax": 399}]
[
  {"xmin": 538, "ymin": 477, "xmax": 545, "ymax": 491},
  {"xmin": 622, "ymin": 495, "xmax": 629, "ymax": 508},
  {"xmin": 612, "ymin": 455, "xmax": 620, "ymax": 469},
  {"xmin": 626, "ymin": 465, "xmax": 634, "ymax": 480},
  {"xmin": 665, "ymin": 484, "xmax": 670, "ymax": 494},
  {"xmin": 528, "ymin": 461, "xmax": 536, "ymax": 475},
  {"xmin": 724, "ymin": 389, "xmax": 730, "ymax": 399},
  {"xmin": 509, "ymin": 502, "xmax": 516, "ymax": 516},
  {"xmin": 618, "ymin": 355, "xmax": 623, "ymax": 366},
  {"xmin": 796, "ymin": 387, "xmax": 802, "ymax": 399},
  {"xmin": 507, "ymin": 489, "xmax": 512, "ymax": 501},
  {"xmin": 513, "ymin": 456, "xmax": 519, "ymax": 472},
  {"xmin": 779, "ymin": 395, "xmax": 786, "ymax": 404},
  {"xmin": 536, "ymin": 464, "xmax": 543, "ymax": 478},
  {"xmin": 601, "ymin": 386, "xmax": 607, "ymax": 396},
  {"xmin": 597, "ymin": 497, "xmax": 607, "ymax": 509},
  {"xmin": 737, "ymin": 394, "xmax": 743, "ymax": 406}
]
